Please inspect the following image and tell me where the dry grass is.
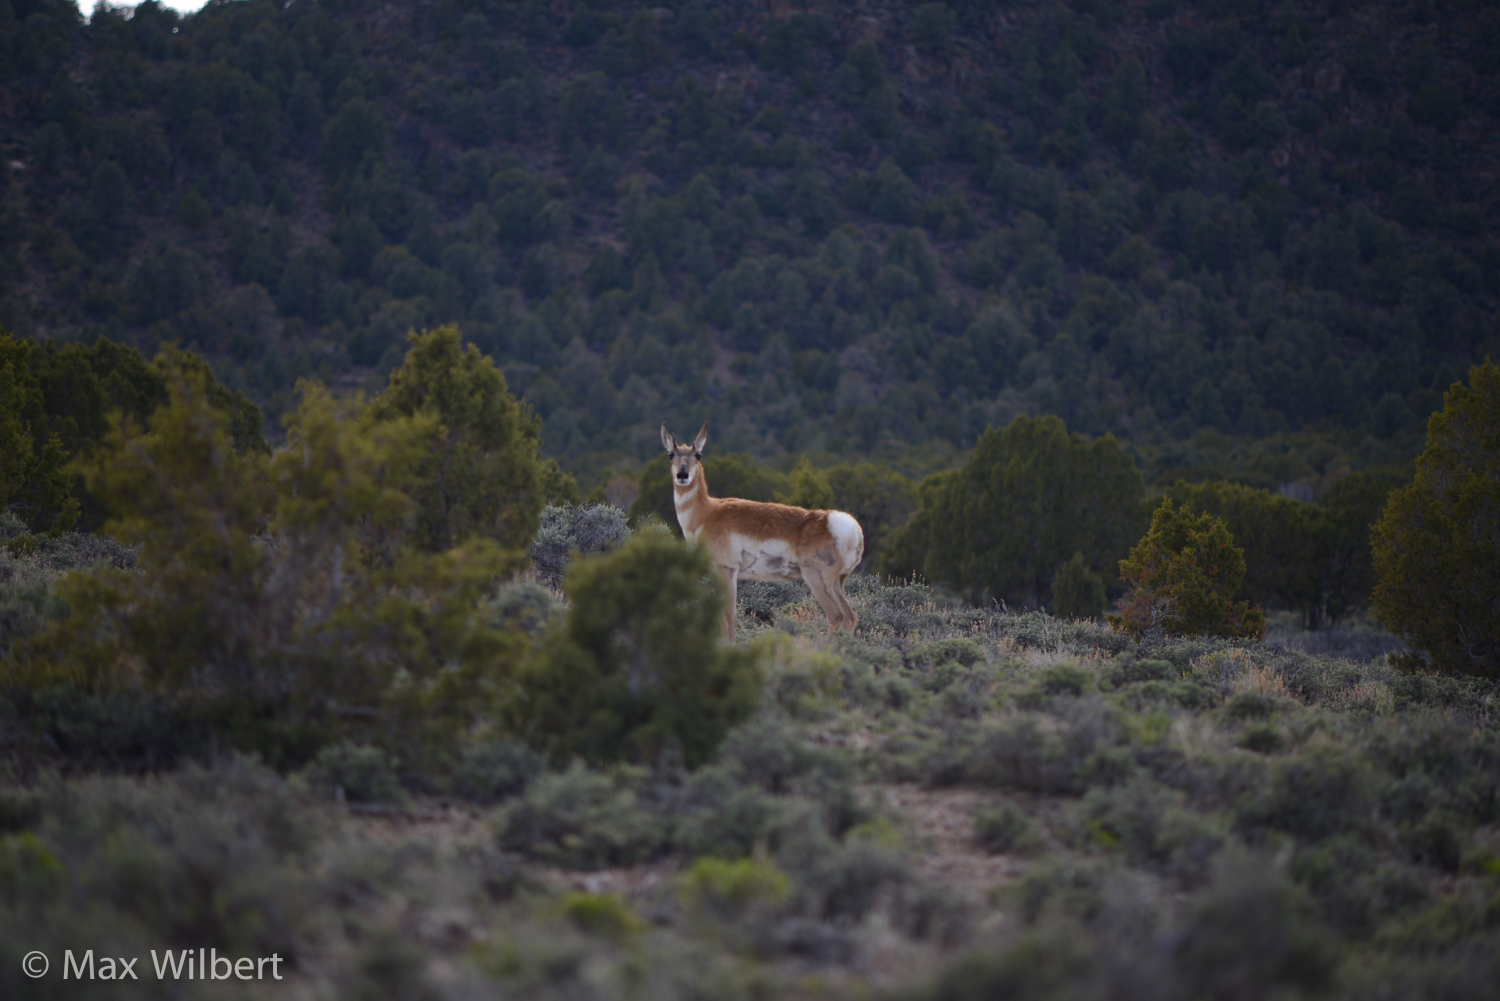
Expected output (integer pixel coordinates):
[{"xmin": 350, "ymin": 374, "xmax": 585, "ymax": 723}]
[
  {"xmin": 1235, "ymin": 663, "xmax": 1290, "ymax": 698},
  {"xmin": 1325, "ymin": 680, "xmax": 1395, "ymax": 714}
]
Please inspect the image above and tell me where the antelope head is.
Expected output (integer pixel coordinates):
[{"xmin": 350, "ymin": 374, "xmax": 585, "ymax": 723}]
[{"xmin": 660, "ymin": 421, "xmax": 708, "ymax": 488}]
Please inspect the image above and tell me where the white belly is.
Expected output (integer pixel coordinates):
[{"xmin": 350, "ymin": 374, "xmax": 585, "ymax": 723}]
[{"xmin": 732, "ymin": 536, "xmax": 804, "ymax": 581}]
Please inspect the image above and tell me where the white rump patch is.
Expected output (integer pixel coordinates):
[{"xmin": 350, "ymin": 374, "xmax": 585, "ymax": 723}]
[{"xmin": 827, "ymin": 511, "xmax": 865, "ymax": 574}]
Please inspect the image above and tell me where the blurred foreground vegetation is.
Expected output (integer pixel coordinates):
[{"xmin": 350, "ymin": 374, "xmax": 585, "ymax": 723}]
[{"xmin": 2, "ymin": 572, "xmax": 1497, "ymax": 1000}]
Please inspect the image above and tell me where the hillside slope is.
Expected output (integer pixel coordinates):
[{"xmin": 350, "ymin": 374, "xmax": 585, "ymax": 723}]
[{"xmin": 1, "ymin": 0, "xmax": 1496, "ymax": 484}]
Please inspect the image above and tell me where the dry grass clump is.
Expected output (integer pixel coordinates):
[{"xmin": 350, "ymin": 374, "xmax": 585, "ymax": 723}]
[{"xmin": 1234, "ymin": 663, "xmax": 1291, "ymax": 698}]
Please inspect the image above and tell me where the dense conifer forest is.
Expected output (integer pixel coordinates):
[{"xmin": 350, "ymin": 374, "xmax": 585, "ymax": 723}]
[{"xmin": 2, "ymin": 0, "xmax": 1496, "ymax": 488}]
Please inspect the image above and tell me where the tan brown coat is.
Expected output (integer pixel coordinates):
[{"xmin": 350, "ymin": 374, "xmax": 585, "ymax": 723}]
[{"xmin": 662, "ymin": 422, "xmax": 864, "ymax": 639}]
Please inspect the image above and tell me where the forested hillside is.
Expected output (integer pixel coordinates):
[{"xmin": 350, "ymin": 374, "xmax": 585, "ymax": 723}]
[{"xmin": 1, "ymin": 0, "xmax": 1496, "ymax": 486}]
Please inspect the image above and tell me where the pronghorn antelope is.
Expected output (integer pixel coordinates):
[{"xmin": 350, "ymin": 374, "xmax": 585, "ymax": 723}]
[{"xmin": 661, "ymin": 422, "xmax": 865, "ymax": 640}]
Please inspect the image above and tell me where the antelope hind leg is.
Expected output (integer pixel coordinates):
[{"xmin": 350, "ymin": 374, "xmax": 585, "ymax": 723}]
[
  {"xmin": 804, "ymin": 569, "xmax": 847, "ymax": 637},
  {"xmin": 833, "ymin": 573, "xmax": 858, "ymax": 632}
]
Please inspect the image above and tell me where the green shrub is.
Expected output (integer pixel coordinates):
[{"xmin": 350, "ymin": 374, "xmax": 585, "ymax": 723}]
[
  {"xmin": 487, "ymin": 580, "xmax": 562, "ymax": 637},
  {"xmin": 561, "ymin": 891, "xmax": 642, "ymax": 939},
  {"xmin": 494, "ymin": 763, "xmax": 666, "ymax": 869},
  {"xmin": 1011, "ymin": 856, "xmax": 1110, "ymax": 923},
  {"xmin": 450, "ymin": 738, "xmax": 545, "ymax": 803},
  {"xmin": 914, "ymin": 924, "xmax": 1097, "ymax": 999},
  {"xmin": 973, "ymin": 801, "xmax": 1045, "ymax": 855},
  {"xmin": 735, "ymin": 579, "xmax": 808, "ymax": 624},
  {"xmin": 514, "ymin": 529, "xmax": 762, "ymax": 768},
  {"xmin": 669, "ymin": 763, "xmax": 777, "ymax": 858},
  {"xmin": 0, "ymin": 790, "xmax": 41, "ymax": 834},
  {"xmin": 908, "ymin": 637, "xmax": 985, "ymax": 672},
  {"xmin": 1236, "ymin": 723, "xmax": 1287, "ymax": 754},
  {"xmin": 966, "ymin": 705, "xmax": 1115, "ymax": 795},
  {"xmin": 1174, "ymin": 853, "xmax": 1339, "ymax": 1000},
  {"xmin": 306, "ymin": 742, "xmax": 405, "ymax": 804},
  {"xmin": 1038, "ymin": 662, "xmax": 1092, "ymax": 697},
  {"xmin": 1078, "ymin": 776, "xmax": 1180, "ymax": 863},
  {"xmin": 1155, "ymin": 807, "xmax": 1229, "ymax": 886},
  {"xmin": 678, "ymin": 856, "xmax": 791, "ymax": 921},
  {"xmin": 1238, "ymin": 747, "xmax": 1376, "ymax": 842},
  {"xmin": 1400, "ymin": 812, "xmax": 1463, "ymax": 873}
]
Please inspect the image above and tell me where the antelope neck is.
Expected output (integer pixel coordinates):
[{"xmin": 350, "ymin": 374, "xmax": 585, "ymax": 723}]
[{"xmin": 673, "ymin": 470, "xmax": 713, "ymax": 535}]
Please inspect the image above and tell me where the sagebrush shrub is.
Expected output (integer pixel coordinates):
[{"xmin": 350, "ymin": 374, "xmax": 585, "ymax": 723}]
[
  {"xmin": 973, "ymin": 800, "xmax": 1045, "ymax": 855},
  {"xmin": 528, "ymin": 501, "xmax": 632, "ymax": 588},
  {"xmin": 450, "ymin": 738, "xmax": 545, "ymax": 803},
  {"xmin": 494, "ymin": 763, "xmax": 666, "ymax": 869},
  {"xmin": 305, "ymin": 742, "xmax": 405, "ymax": 804}
]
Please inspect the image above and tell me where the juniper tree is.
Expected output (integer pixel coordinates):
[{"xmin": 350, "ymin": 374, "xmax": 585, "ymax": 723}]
[
  {"xmin": 368, "ymin": 326, "xmax": 552, "ymax": 554},
  {"xmin": 1109, "ymin": 500, "xmax": 1265, "ymax": 641},
  {"xmin": 515, "ymin": 529, "xmax": 761, "ymax": 768},
  {"xmin": 899, "ymin": 416, "xmax": 1142, "ymax": 608},
  {"xmin": 1371, "ymin": 359, "xmax": 1500, "ymax": 677}
]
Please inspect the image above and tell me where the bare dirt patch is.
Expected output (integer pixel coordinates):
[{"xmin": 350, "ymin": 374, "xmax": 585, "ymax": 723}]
[
  {"xmin": 872, "ymin": 784, "xmax": 1026, "ymax": 903},
  {"xmin": 345, "ymin": 784, "xmax": 1028, "ymax": 909}
]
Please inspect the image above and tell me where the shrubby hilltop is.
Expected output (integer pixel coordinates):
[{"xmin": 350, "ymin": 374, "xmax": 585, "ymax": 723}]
[{"xmin": 1, "ymin": 0, "xmax": 1497, "ymax": 485}]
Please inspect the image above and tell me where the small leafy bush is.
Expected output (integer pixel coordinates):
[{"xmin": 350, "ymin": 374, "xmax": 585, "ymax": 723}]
[
  {"xmin": 305, "ymin": 742, "xmax": 405, "ymax": 804},
  {"xmin": 561, "ymin": 891, "xmax": 642, "ymax": 939},
  {"xmin": 1238, "ymin": 747, "xmax": 1377, "ymax": 842},
  {"xmin": 678, "ymin": 856, "xmax": 792, "ymax": 921},
  {"xmin": 1173, "ymin": 853, "xmax": 1339, "ymax": 1000},
  {"xmin": 488, "ymin": 581, "xmax": 563, "ymax": 636},
  {"xmin": 736, "ymin": 579, "xmax": 808, "ymax": 623},
  {"xmin": 973, "ymin": 800, "xmax": 1045, "ymax": 855},
  {"xmin": 908, "ymin": 637, "xmax": 985, "ymax": 671},
  {"xmin": 1039, "ymin": 662, "xmax": 1092, "ymax": 697},
  {"xmin": 1078, "ymin": 776, "xmax": 1179, "ymax": 863},
  {"xmin": 668, "ymin": 763, "xmax": 776, "ymax": 859},
  {"xmin": 1012, "ymin": 856, "xmax": 1111, "ymax": 923},
  {"xmin": 494, "ymin": 763, "xmax": 666, "ymax": 869},
  {"xmin": 966, "ymin": 708, "xmax": 1112, "ymax": 795},
  {"xmin": 450, "ymin": 738, "xmax": 545, "ymax": 803},
  {"xmin": 1236, "ymin": 723, "xmax": 1287, "ymax": 754}
]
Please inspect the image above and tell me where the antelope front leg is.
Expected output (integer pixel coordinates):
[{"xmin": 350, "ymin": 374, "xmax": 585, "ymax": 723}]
[{"xmin": 721, "ymin": 566, "xmax": 739, "ymax": 641}]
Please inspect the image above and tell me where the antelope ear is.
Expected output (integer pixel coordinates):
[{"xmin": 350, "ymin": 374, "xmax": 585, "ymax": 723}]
[
  {"xmin": 660, "ymin": 422, "xmax": 675, "ymax": 453},
  {"xmin": 693, "ymin": 422, "xmax": 708, "ymax": 454}
]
